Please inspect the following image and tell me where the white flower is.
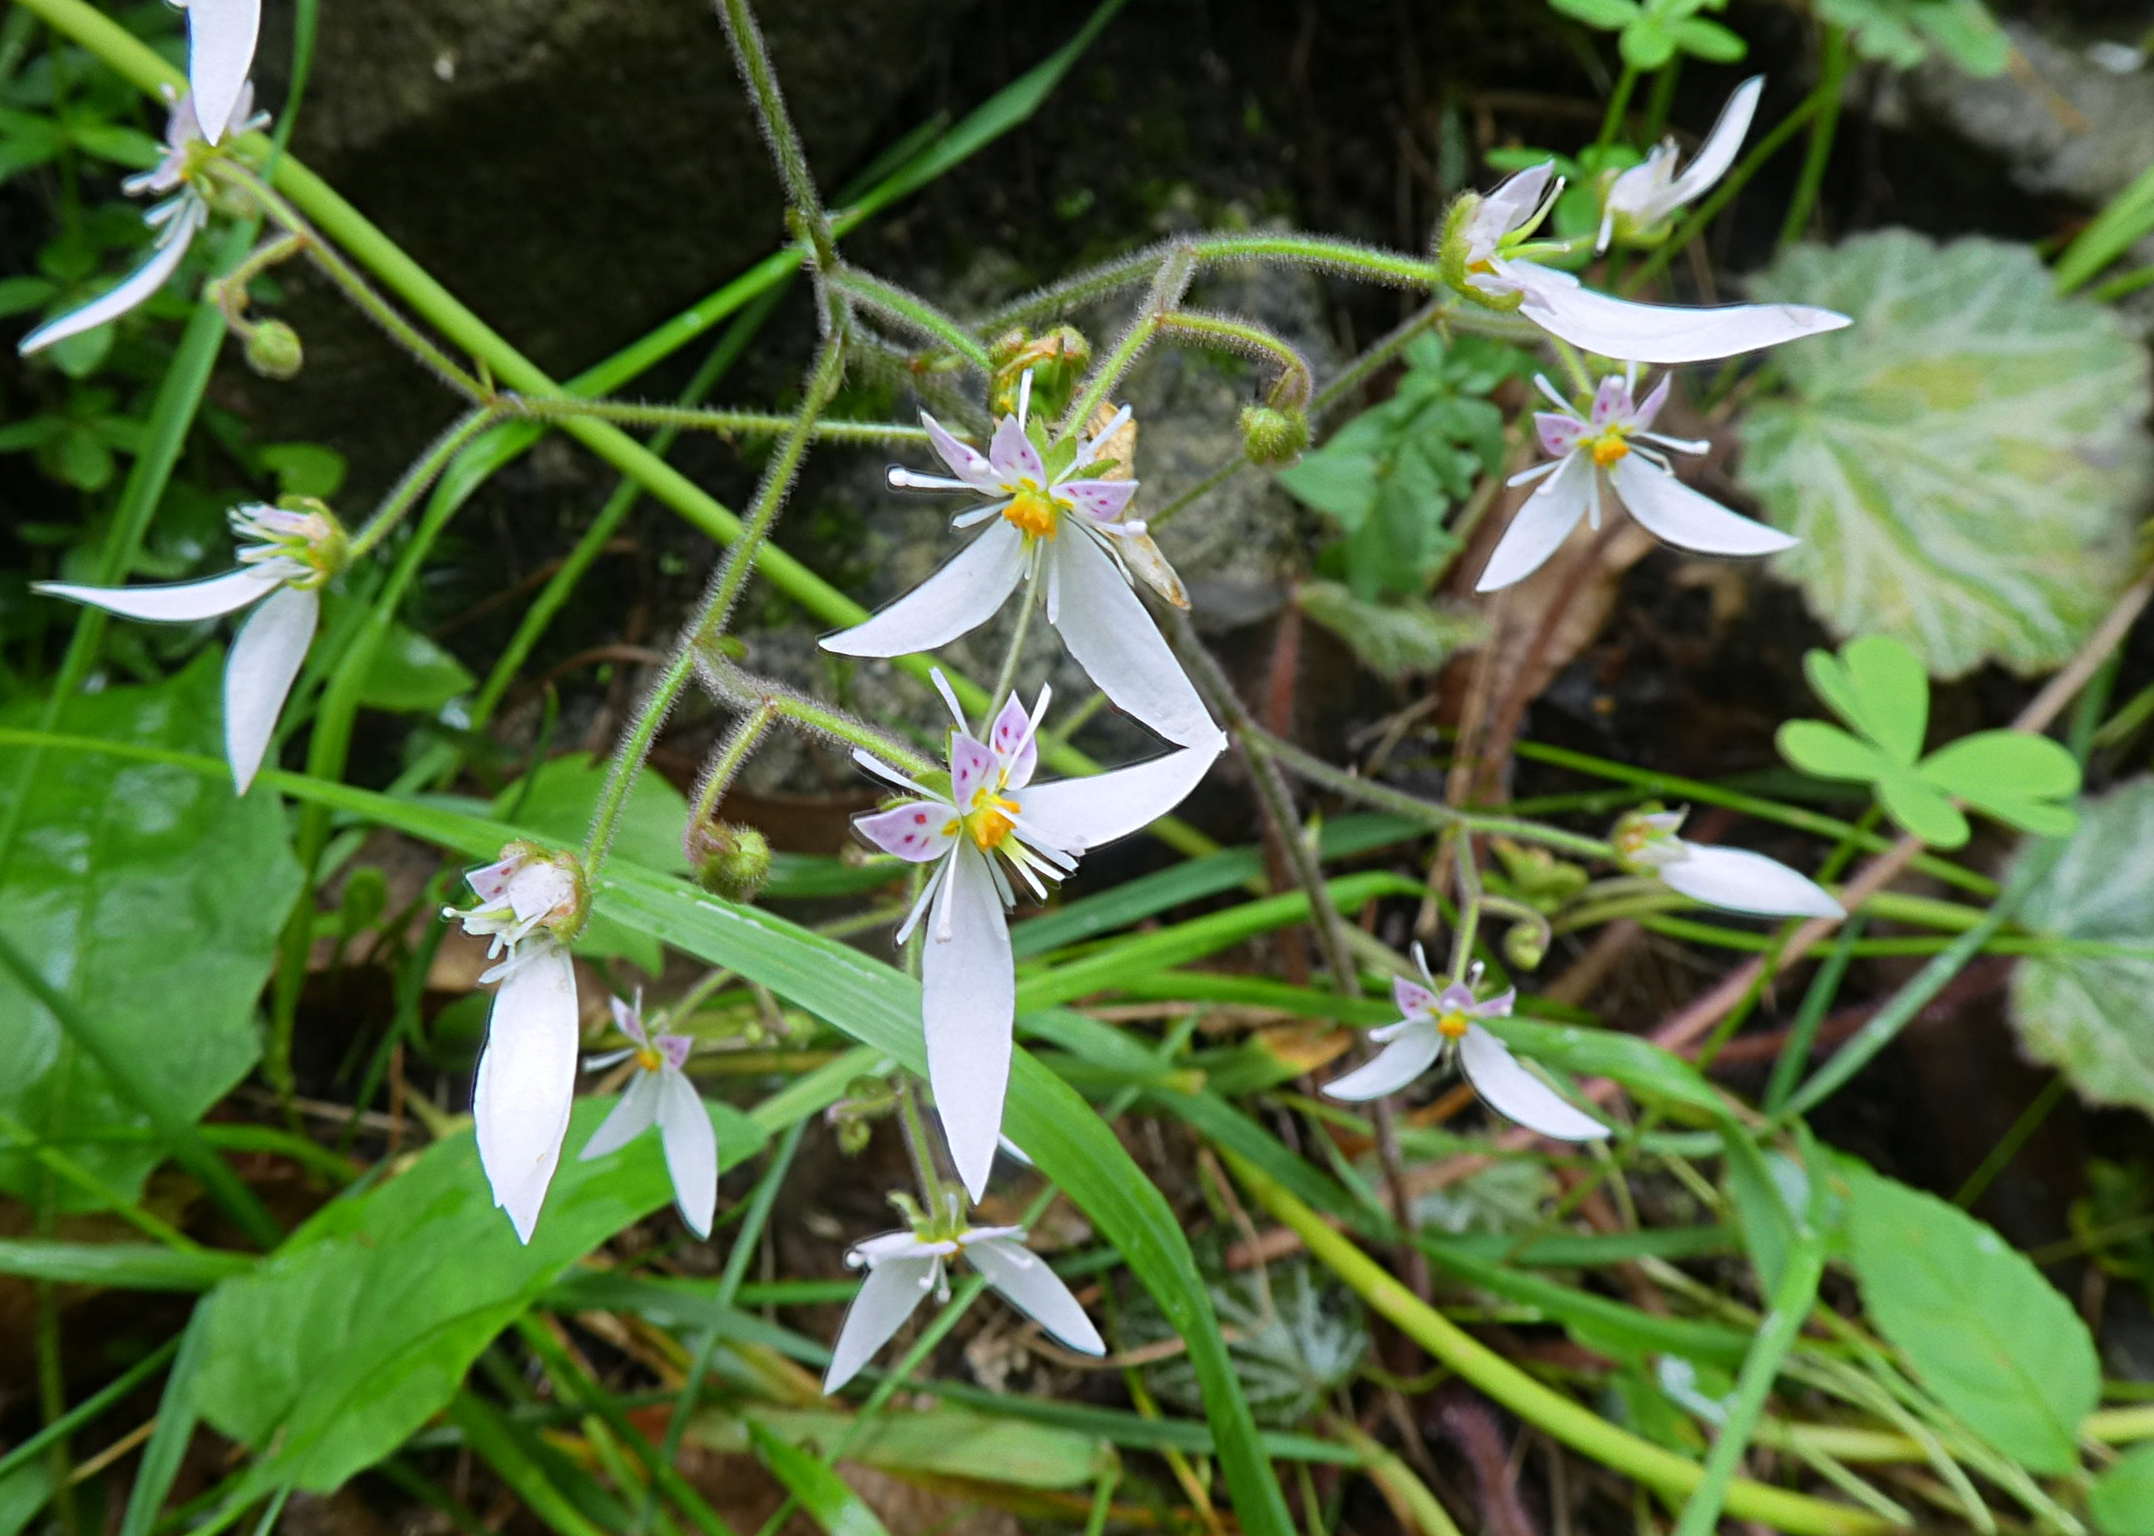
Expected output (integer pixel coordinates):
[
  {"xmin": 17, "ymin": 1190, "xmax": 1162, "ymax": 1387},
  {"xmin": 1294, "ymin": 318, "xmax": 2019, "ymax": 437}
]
[
  {"xmin": 821, "ymin": 376, "xmax": 1222, "ymax": 750},
  {"xmin": 579, "ymin": 992, "xmax": 717, "ymax": 1239},
  {"xmin": 823, "ymin": 1204, "xmax": 1105, "ymax": 1393},
  {"xmin": 176, "ymin": 0, "xmax": 261, "ymax": 145},
  {"xmin": 449, "ymin": 844, "xmax": 588, "ymax": 1244},
  {"xmin": 852, "ymin": 671, "xmax": 1220, "ymax": 1199},
  {"xmin": 1322, "ymin": 946, "xmax": 1608, "ymax": 1142},
  {"xmin": 18, "ymin": 85, "xmax": 266, "ymax": 356},
  {"xmin": 1477, "ymin": 366, "xmax": 1795, "ymax": 591},
  {"xmin": 1447, "ymin": 161, "xmax": 1848, "ymax": 364},
  {"xmin": 1613, "ymin": 808, "xmax": 1845, "ymax": 920},
  {"xmin": 1598, "ymin": 76, "xmax": 1764, "ymax": 252},
  {"xmin": 33, "ymin": 502, "xmax": 341, "ymax": 792}
]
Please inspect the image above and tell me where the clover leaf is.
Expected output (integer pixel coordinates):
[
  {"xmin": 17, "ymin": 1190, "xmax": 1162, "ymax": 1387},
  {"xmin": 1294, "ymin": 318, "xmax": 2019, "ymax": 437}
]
[{"xmin": 1776, "ymin": 634, "xmax": 2081, "ymax": 848}]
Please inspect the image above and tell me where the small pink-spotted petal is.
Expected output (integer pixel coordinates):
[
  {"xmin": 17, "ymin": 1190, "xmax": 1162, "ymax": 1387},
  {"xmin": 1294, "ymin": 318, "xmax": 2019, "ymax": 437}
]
[
  {"xmin": 1534, "ymin": 413, "xmax": 1584, "ymax": 459},
  {"xmin": 1393, "ymin": 976, "xmax": 1438, "ymax": 1018},
  {"xmin": 657, "ymin": 1033, "xmax": 693, "ymax": 1071},
  {"xmin": 920, "ymin": 412, "xmax": 1001, "ymax": 492},
  {"xmin": 949, "ymin": 734, "xmax": 998, "ymax": 809},
  {"xmin": 856, "ymin": 801, "xmax": 957, "ymax": 863},
  {"xmin": 988, "ymin": 414, "xmax": 1045, "ymax": 487},
  {"xmin": 1630, "ymin": 374, "xmax": 1672, "ymax": 431},
  {"xmin": 1473, "ymin": 986, "xmax": 1518, "ymax": 1019},
  {"xmin": 989, "ymin": 694, "xmax": 1038, "ymax": 788},
  {"xmin": 1435, "ymin": 980, "xmax": 1481, "ymax": 1015},
  {"xmin": 1059, "ymin": 479, "xmax": 1137, "ymax": 521},
  {"xmin": 610, "ymin": 994, "xmax": 649, "ymax": 1046},
  {"xmin": 467, "ymin": 857, "xmax": 518, "ymax": 905},
  {"xmin": 1591, "ymin": 375, "xmax": 1631, "ymax": 426}
]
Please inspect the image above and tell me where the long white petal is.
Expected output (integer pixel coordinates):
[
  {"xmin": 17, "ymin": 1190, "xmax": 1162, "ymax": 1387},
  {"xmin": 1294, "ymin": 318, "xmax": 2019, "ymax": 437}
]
[
  {"xmin": 819, "ymin": 521, "xmax": 1025, "ymax": 658},
  {"xmin": 1015, "ymin": 744, "xmax": 1220, "ymax": 855},
  {"xmin": 923, "ymin": 844, "xmax": 1014, "ymax": 1202},
  {"xmin": 823, "ymin": 1255, "xmax": 937, "ymax": 1394},
  {"xmin": 1321, "ymin": 1024, "xmax": 1444, "ymax": 1102},
  {"xmin": 19, "ymin": 204, "xmax": 200, "ymax": 355},
  {"xmin": 181, "ymin": 0, "xmax": 260, "ymax": 143},
  {"xmin": 1609, "ymin": 456, "xmax": 1796, "ymax": 557},
  {"xmin": 474, "ymin": 943, "xmax": 580, "ymax": 1244},
  {"xmin": 967, "ymin": 1238, "xmax": 1105, "ymax": 1355},
  {"xmin": 1659, "ymin": 844, "xmax": 1844, "ymax": 919},
  {"xmin": 1476, "ymin": 454, "xmax": 1592, "ymax": 592},
  {"xmin": 222, "ymin": 584, "xmax": 314, "ymax": 793},
  {"xmin": 578, "ymin": 1069, "xmax": 660, "ymax": 1161},
  {"xmin": 1459, "ymin": 1026, "xmax": 1609, "ymax": 1141},
  {"xmin": 655, "ymin": 1070, "xmax": 718, "ymax": 1239},
  {"xmin": 1048, "ymin": 538, "xmax": 1219, "ymax": 749},
  {"xmin": 34, "ymin": 564, "xmax": 279, "ymax": 623},
  {"xmin": 1513, "ymin": 263, "xmax": 1849, "ymax": 365},
  {"xmin": 1665, "ymin": 76, "xmax": 1763, "ymax": 210}
]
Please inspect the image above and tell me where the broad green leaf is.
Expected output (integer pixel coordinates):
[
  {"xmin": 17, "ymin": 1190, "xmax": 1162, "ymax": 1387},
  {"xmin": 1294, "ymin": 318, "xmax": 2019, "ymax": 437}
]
[
  {"xmin": 2091, "ymin": 1445, "xmax": 2154, "ymax": 1536},
  {"xmin": 189, "ymin": 1097, "xmax": 765, "ymax": 1491},
  {"xmin": 2008, "ymin": 778, "xmax": 2154, "ymax": 1120},
  {"xmin": 1919, "ymin": 731, "xmax": 2081, "ymax": 839},
  {"xmin": 1739, "ymin": 232, "xmax": 2153, "ymax": 678},
  {"xmin": 747, "ymin": 1420, "xmax": 891, "ymax": 1536},
  {"xmin": 358, "ymin": 622, "xmax": 475, "ymax": 713},
  {"xmin": 1837, "ymin": 1157, "xmax": 2097, "ymax": 1473},
  {"xmin": 0, "ymin": 658, "xmax": 298, "ymax": 1208}
]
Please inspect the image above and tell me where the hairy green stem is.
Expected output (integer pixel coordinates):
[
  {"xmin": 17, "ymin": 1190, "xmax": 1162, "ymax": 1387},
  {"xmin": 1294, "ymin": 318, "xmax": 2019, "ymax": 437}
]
[
  {"xmin": 714, "ymin": 0, "xmax": 832, "ymax": 268},
  {"xmin": 499, "ymin": 391, "xmax": 928, "ymax": 446},
  {"xmin": 1055, "ymin": 245, "xmax": 1196, "ymax": 442},
  {"xmin": 827, "ymin": 266, "xmax": 992, "ymax": 370},
  {"xmin": 1156, "ymin": 308, "xmax": 1314, "ymax": 408},
  {"xmin": 347, "ymin": 406, "xmax": 506, "ymax": 560}
]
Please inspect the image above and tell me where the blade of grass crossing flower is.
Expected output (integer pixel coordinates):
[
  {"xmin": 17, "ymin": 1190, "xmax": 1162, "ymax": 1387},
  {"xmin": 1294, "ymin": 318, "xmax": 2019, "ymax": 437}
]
[
  {"xmin": 0, "ymin": 1242, "xmax": 252, "ymax": 1291},
  {"xmin": 746, "ymin": 1421, "xmax": 891, "ymax": 1536},
  {"xmin": 118, "ymin": 1310, "xmax": 212, "ymax": 1536}
]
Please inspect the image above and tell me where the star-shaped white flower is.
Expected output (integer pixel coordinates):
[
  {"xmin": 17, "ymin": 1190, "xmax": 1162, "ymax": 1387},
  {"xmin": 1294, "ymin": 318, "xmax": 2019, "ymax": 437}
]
[
  {"xmin": 449, "ymin": 844, "xmax": 587, "ymax": 1244},
  {"xmin": 824, "ymin": 1199, "xmax": 1105, "ymax": 1394},
  {"xmin": 177, "ymin": 0, "xmax": 261, "ymax": 145},
  {"xmin": 1322, "ymin": 947, "xmax": 1608, "ymax": 1141},
  {"xmin": 1477, "ymin": 366, "xmax": 1796, "ymax": 591},
  {"xmin": 853, "ymin": 671, "xmax": 1220, "ymax": 1199},
  {"xmin": 821, "ymin": 377, "xmax": 1221, "ymax": 751},
  {"xmin": 580, "ymin": 992, "xmax": 717, "ymax": 1239},
  {"xmin": 1613, "ymin": 808, "xmax": 1845, "ymax": 919},
  {"xmin": 34, "ymin": 501, "xmax": 340, "ymax": 792},
  {"xmin": 19, "ymin": 84, "xmax": 266, "ymax": 357},
  {"xmin": 1448, "ymin": 161, "xmax": 1847, "ymax": 364},
  {"xmin": 1598, "ymin": 76, "xmax": 1764, "ymax": 252}
]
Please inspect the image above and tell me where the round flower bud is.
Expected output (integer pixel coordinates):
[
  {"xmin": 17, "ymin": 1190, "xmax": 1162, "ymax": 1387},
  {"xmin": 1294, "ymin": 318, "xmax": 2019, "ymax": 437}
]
[
  {"xmin": 688, "ymin": 819, "xmax": 773, "ymax": 902},
  {"xmin": 1503, "ymin": 922, "xmax": 1549, "ymax": 973},
  {"xmin": 1239, "ymin": 404, "xmax": 1309, "ymax": 467},
  {"xmin": 244, "ymin": 320, "xmax": 304, "ymax": 380}
]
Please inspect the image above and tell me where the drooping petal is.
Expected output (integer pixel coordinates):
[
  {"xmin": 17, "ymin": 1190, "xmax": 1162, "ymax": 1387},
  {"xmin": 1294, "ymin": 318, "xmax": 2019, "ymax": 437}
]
[
  {"xmin": 919, "ymin": 412, "xmax": 1002, "ymax": 492},
  {"xmin": 655, "ymin": 1069, "xmax": 718, "ymax": 1238},
  {"xmin": 1321, "ymin": 1022, "xmax": 1444, "ymax": 1102},
  {"xmin": 1393, "ymin": 976, "xmax": 1437, "ymax": 1018},
  {"xmin": 1664, "ymin": 75, "xmax": 1764, "ymax": 210},
  {"xmin": 988, "ymin": 414, "xmax": 1045, "ymax": 486},
  {"xmin": 222, "ymin": 584, "xmax": 315, "ymax": 793},
  {"xmin": 823, "ymin": 1254, "xmax": 938, "ymax": 1393},
  {"xmin": 855, "ymin": 801, "xmax": 958, "ymax": 863},
  {"xmin": 1046, "ymin": 538, "xmax": 1219, "ymax": 749},
  {"xmin": 966, "ymin": 1238, "xmax": 1106, "ymax": 1355},
  {"xmin": 1059, "ymin": 478, "xmax": 1137, "ymax": 521},
  {"xmin": 1609, "ymin": 456, "xmax": 1796, "ymax": 558},
  {"xmin": 1475, "ymin": 452, "xmax": 1593, "ymax": 592},
  {"xmin": 1459, "ymin": 1026, "xmax": 1609, "ymax": 1140},
  {"xmin": 19, "ymin": 199, "xmax": 202, "ymax": 355},
  {"xmin": 819, "ymin": 520, "xmax": 1025, "ymax": 658},
  {"xmin": 178, "ymin": 0, "xmax": 260, "ymax": 143},
  {"xmin": 923, "ymin": 844, "xmax": 1015, "ymax": 1201},
  {"xmin": 1658, "ymin": 844, "xmax": 1845, "ymax": 919},
  {"xmin": 1013, "ymin": 743, "xmax": 1219, "ymax": 856},
  {"xmin": 474, "ymin": 943, "xmax": 580, "ymax": 1244},
  {"xmin": 949, "ymin": 734, "xmax": 998, "ymax": 808},
  {"xmin": 33, "ymin": 563, "xmax": 278, "ymax": 623},
  {"xmin": 1512, "ymin": 263, "xmax": 1849, "ymax": 365},
  {"xmin": 578, "ymin": 1067, "xmax": 661, "ymax": 1161}
]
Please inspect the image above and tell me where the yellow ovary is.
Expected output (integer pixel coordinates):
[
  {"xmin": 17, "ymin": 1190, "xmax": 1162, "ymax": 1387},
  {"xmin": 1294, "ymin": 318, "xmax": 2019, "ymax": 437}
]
[
  {"xmin": 964, "ymin": 792, "xmax": 1020, "ymax": 851},
  {"xmin": 1436, "ymin": 1010, "xmax": 1472, "ymax": 1041},
  {"xmin": 1002, "ymin": 485, "xmax": 1059, "ymax": 539},
  {"xmin": 1586, "ymin": 428, "xmax": 1631, "ymax": 467},
  {"xmin": 634, "ymin": 1046, "xmax": 663, "ymax": 1073}
]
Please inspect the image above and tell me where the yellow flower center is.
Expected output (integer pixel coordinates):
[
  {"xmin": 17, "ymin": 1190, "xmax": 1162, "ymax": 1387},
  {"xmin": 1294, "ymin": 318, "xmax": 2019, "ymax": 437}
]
[
  {"xmin": 1586, "ymin": 428, "xmax": 1631, "ymax": 467},
  {"xmin": 961, "ymin": 790, "xmax": 1021, "ymax": 852},
  {"xmin": 634, "ymin": 1046, "xmax": 664, "ymax": 1073},
  {"xmin": 1436, "ymin": 1010, "xmax": 1472, "ymax": 1041},
  {"xmin": 1002, "ymin": 484, "xmax": 1059, "ymax": 539}
]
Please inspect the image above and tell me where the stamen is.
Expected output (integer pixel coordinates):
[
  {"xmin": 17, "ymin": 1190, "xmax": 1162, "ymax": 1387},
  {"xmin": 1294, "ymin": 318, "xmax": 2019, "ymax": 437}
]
[
  {"xmin": 1533, "ymin": 374, "xmax": 1577, "ymax": 415},
  {"xmin": 1075, "ymin": 403, "xmax": 1132, "ymax": 469},
  {"xmin": 952, "ymin": 499, "xmax": 1015, "ymax": 529},
  {"xmin": 1436, "ymin": 1010, "xmax": 1472, "ymax": 1041},
  {"xmin": 852, "ymin": 748, "xmax": 937, "ymax": 800},
  {"xmin": 888, "ymin": 468, "xmax": 971, "ymax": 492},
  {"xmin": 1016, "ymin": 368, "xmax": 1034, "ymax": 432},
  {"xmin": 929, "ymin": 668, "xmax": 970, "ymax": 733}
]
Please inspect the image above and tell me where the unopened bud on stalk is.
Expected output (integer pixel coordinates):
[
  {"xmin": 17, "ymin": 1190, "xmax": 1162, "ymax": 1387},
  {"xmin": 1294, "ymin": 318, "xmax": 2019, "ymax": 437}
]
[
  {"xmin": 1239, "ymin": 403, "xmax": 1309, "ymax": 466},
  {"xmin": 244, "ymin": 319, "xmax": 303, "ymax": 379},
  {"xmin": 1503, "ymin": 922, "xmax": 1549, "ymax": 972},
  {"xmin": 988, "ymin": 325, "xmax": 1090, "ymax": 419},
  {"xmin": 687, "ymin": 818, "xmax": 772, "ymax": 901}
]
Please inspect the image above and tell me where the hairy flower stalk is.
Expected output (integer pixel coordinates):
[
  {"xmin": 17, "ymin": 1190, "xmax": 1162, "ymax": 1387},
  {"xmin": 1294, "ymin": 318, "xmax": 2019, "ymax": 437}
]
[
  {"xmin": 1478, "ymin": 365, "xmax": 1795, "ymax": 591},
  {"xmin": 1613, "ymin": 807, "xmax": 1845, "ymax": 919},
  {"xmin": 824, "ymin": 1190, "xmax": 1105, "ymax": 1393},
  {"xmin": 18, "ymin": 82, "xmax": 267, "ymax": 355},
  {"xmin": 852, "ymin": 670, "xmax": 1220, "ymax": 1198},
  {"xmin": 580, "ymin": 992, "xmax": 717, "ymax": 1238},
  {"xmin": 34, "ymin": 501, "xmax": 343, "ymax": 792},
  {"xmin": 1597, "ymin": 75, "xmax": 1764, "ymax": 252},
  {"xmin": 1323, "ymin": 946, "xmax": 1608, "ymax": 1141},
  {"xmin": 822, "ymin": 375, "xmax": 1222, "ymax": 750},
  {"xmin": 448, "ymin": 844, "xmax": 589, "ymax": 1244}
]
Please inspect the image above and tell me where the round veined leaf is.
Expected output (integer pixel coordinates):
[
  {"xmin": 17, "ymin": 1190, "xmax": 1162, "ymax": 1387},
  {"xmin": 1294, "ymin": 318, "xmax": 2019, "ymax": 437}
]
[
  {"xmin": 2091, "ymin": 1444, "xmax": 2154, "ymax": 1535},
  {"xmin": 1811, "ymin": 635, "xmax": 1929, "ymax": 765},
  {"xmin": 1875, "ymin": 768, "xmax": 1970, "ymax": 849},
  {"xmin": 2008, "ymin": 778, "xmax": 2154, "ymax": 1121},
  {"xmin": 1776, "ymin": 720, "xmax": 1890, "ymax": 782},
  {"xmin": 1738, "ymin": 231, "xmax": 2154, "ymax": 679},
  {"xmin": 1920, "ymin": 731, "xmax": 2082, "ymax": 839}
]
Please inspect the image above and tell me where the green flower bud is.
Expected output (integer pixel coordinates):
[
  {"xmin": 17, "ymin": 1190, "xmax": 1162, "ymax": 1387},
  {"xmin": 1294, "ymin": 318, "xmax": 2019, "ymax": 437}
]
[
  {"xmin": 989, "ymin": 325, "xmax": 1091, "ymax": 419},
  {"xmin": 1238, "ymin": 404, "xmax": 1309, "ymax": 467},
  {"xmin": 1503, "ymin": 921, "xmax": 1549, "ymax": 973},
  {"xmin": 244, "ymin": 319, "xmax": 303, "ymax": 380},
  {"xmin": 687, "ymin": 819, "xmax": 773, "ymax": 902}
]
